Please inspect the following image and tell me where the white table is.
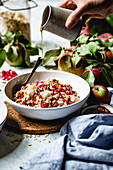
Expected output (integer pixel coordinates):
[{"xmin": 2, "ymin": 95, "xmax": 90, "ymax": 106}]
[{"xmin": 0, "ymin": 0, "xmax": 70, "ymax": 169}]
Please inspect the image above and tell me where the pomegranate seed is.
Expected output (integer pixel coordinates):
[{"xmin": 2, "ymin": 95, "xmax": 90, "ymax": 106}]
[
  {"xmin": 66, "ymin": 91, "xmax": 69, "ymax": 95},
  {"xmin": 42, "ymin": 102, "xmax": 48, "ymax": 108},
  {"xmin": 52, "ymin": 84, "xmax": 56, "ymax": 88},
  {"xmin": 60, "ymin": 84, "xmax": 63, "ymax": 87},
  {"xmin": 69, "ymin": 91, "xmax": 73, "ymax": 95},
  {"xmin": 18, "ymin": 92, "xmax": 24, "ymax": 99},
  {"xmin": 69, "ymin": 101, "xmax": 73, "ymax": 104},
  {"xmin": 39, "ymin": 95, "xmax": 42, "ymax": 98},
  {"xmin": 52, "ymin": 88, "xmax": 56, "ymax": 91},
  {"xmin": 41, "ymin": 104, "xmax": 44, "ymax": 108},
  {"xmin": 39, "ymin": 85, "xmax": 44, "ymax": 88},
  {"xmin": 62, "ymin": 99, "xmax": 66, "ymax": 102},
  {"xmin": 34, "ymin": 98, "xmax": 37, "ymax": 101},
  {"xmin": 59, "ymin": 95, "xmax": 63, "ymax": 98},
  {"xmin": 66, "ymin": 87, "xmax": 70, "ymax": 91},
  {"xmin": 54, "ymin": 89, "xmax": 58, "ymax": 92},
  {"xmin": 66, "ymin": 100, "xmax": 69, "ymax": 104},
  {"xmin": 36, "ymin": 82, "xmax": 39, "ymax": 86},
  {"xmin": 31, "ymin": 102, "xmax": 35, "ymax": 106},
  {"xmin": 22, "ymin": 101, "xmax": 26, "ymax": 105},
  {"xmin": 51, "ymin": 92, "xmax": 54, "ymax": 95},
  {"xmin": 60, "ymin": 87, "xmax": 63, "ymax": 91}
]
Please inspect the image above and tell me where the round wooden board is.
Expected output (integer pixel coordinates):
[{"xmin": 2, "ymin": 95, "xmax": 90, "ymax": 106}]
[{"xmin": 4, "ymin": 102, "xmax": 80, "ymax": 135}]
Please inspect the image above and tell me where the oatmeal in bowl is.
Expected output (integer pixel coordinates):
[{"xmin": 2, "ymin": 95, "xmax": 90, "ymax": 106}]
[
  {"xmin": 4, "ymin": 70, "xmax": 90, "ymax": 120},
  {"xmin": 13, "ymin": 79, "xmax": 80, "ymax": 108}
]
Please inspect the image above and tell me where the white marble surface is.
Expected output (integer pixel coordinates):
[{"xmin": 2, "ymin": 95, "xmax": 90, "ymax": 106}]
[{"xmin": 0, "ymin": 0, "xmax": 70, "ymax": 169}]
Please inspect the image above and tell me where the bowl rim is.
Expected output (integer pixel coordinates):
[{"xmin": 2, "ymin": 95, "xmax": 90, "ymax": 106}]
[
  {"xmin": 0, "ymin": 101, "xmax": 8, "ymax": 125},
  {"xmin": 4, "ymin": 70, "xmax": 90, "ymax": 110}
]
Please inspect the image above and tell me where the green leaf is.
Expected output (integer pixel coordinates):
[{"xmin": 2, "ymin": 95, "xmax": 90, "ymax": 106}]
[
  {"xmin": 87, "ymin": 42, "xmax": 101, "ymax": 53},
  {"xmin": 74, "ymin": 52, "xmax": 81, "ymax": 65},
  {"xmin": 42, "ymin": 47, "xmax": 64, "ymax": 66},
  {"xmin": 60, "ymin": 55, "xmax": 72, "ymax": 69},
  {"xmin": 101, "ymin": 64, "xmax": 113, "ymax": 87},
  {"xmin": 27, "ymin": 47, "xmax": 39, "ymax": 56},
  {"xmin": 78, "ymin": 42, "xmax": 101, "ymax": 56},
  {"xmin": 85, "ymin": 58, "xmax": 98, "ymax": 64},
  {"xmin": 77, "ymin": 44, "xmax": 92, "ymax": 56},
  {"xmin": 0, "ymin": 37, "xmax": 7, "ymax": 48},
  {"xmin": 86, "ymin": 63, "xmax": 99, "ymax": 69},
  {"xmin": 19, "ymin": 42, "xmax": 30, "ymax": 67},
  {"xmin": 4, "ymin": 32, "xmax": 15, "ymax": 43},
  {"xmin": 65, "ymin": 55, "xmax": 72, "ymax": 68},
  {"xmin": 101, "ymin": 41, "xmax": 113, "ymax": 48},
  {"xmin": 45, "ymin": 65, "xmax": 58, "ymax": 70},
  {"xmin": 108, "ymin": 46, "xmax": 113, "ymax": 53},
  {"xmin": 82, "ymin": 70, "xmax": 95, "ymax": 87},
  {"xmin": 89, "ymin": 34, "xmax": 99, "ymax": 41},
  {"xmin": 0, "ymin": 49, "xmax": 6, "ymax": 67},
  {"xmin": 106, "ymin": 14, "xmax": 113, "ymax": 27},
  {"xmin": 7, "ymin": 46, "xmax": 18, "ymax": 62},
  {"xmin": 75, "ymin": 34, "xmax": 89, "ymax": 44},
  {"xmin": 24, "ymin": 49, "xmax": 30, "ymax": 67}
]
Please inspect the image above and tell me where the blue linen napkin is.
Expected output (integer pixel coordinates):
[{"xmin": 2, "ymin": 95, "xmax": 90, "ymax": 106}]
[{"xmin": 20, "ymin": 114, "xmax": 113, "ymax": 170}]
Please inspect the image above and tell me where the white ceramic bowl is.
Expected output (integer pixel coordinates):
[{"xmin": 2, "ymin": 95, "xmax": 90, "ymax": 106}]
[
  {"xmin": 0, "ymin": 101, "xmax": 8, "ymax": 131},
  {"xmin": 4, "ymin": 70, "xmax": 90, "ymax": 120}
]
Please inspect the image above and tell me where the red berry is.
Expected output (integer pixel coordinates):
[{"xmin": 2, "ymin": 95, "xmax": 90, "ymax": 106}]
[
  {"xmin": 69, "ymin": 101, "xmax": 73, "ymax": 104},
  {"xmin": 48, "ymin": 106, "xmax": 52, "ymax": 108},
  {"xmin": 31, "ymin": 102, "xmax": 35, "ymax": 106},
  {"xmin": 60, "ymin": 87, "xmax": 63, "ymax": 91},
  {"xmin": 60, "ymin": 84, "xmax": 63, "ymax": 87},
  {"xmin": 52, "ymin": 84, "xmax": 56, "ymax": 88},
  {"xmin": 66, "ymin": 91, "xmax": 69, "ymax": 95},
  {"xmin": 59, "ymin": 95, "xmax": 63, "ymax": 98},
  {"xmin": 22, "ymin": 101, "xmax": 26, "ymax": 105},
  {"xmin": 39, "ymin": 95, "xmax": 42, "ymax": 98},
  {"xmin": 66, "ymin": 100, "xmax": 69, "ymax": 104},
  {"xmin": 65, "ymin": 87, "xmax": 71, "ymax": 91},
  {"xmin": 51, "ymin": 92, "xmax": 54, "ymax": 95},
  {"xmin": 69, "ymin": 91, "xmax": 73, "ymax": 95},
  {"xmin": 36, "ymin": 82, "xmax": 39, "ymax": 86}
]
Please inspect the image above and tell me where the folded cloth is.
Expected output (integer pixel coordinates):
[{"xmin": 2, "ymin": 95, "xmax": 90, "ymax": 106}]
[{"xmin": 20, "ymin": 114, "xmax": 113, "ymax": 170}]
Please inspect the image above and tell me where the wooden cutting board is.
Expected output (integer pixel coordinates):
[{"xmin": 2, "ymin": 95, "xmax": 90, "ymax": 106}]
[{"xmin": 4, "ymin": 102, "xmax": 80, "ymax": 135}]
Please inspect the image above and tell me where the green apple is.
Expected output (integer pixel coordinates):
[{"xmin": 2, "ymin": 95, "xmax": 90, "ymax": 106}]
[
  {"xmin": 91, "ymin": 85, "xmax": 111, "ymax": 104},
  {"xmin": 58, "ymin": 52, "xmax": 84, "ymax": 77},
  {"xmin": 5, "ymin": 44, "xmax": 24, "ymax": 66}
]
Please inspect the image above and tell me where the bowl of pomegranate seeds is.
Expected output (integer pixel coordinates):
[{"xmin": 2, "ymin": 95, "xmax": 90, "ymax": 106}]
[
  {"xmin": 3, "ymin": 70, "xmax": 90, "ymax": 120},
  {"xmin": 1, "ymin": 69, "xmax": 18, "ymax": 81}
]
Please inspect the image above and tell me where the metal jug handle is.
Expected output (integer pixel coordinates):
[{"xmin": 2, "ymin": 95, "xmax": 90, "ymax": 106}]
[{"xmin": 0, "ymin": 0, "xmax": 38, "ymax": 11}]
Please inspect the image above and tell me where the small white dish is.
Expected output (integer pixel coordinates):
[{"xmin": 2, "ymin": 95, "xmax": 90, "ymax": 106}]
[
  {"xmin": 0, "ymin": 101, "xmax": 8, "ymax": 131},
  {"xmin": 4, "ymin": 70, "xmax": 90, "ymax": 120}
]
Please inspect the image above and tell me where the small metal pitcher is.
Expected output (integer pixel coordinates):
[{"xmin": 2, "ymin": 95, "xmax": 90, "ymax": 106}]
[{"xmin": 41, "ymin": 5, "xmax": 83, "ymax": 41}]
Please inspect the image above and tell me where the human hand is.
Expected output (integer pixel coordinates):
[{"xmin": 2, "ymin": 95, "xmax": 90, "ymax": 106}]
[{"xmin": 57, "ymin": 0, "xmax": 113, "ymax": 28}]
